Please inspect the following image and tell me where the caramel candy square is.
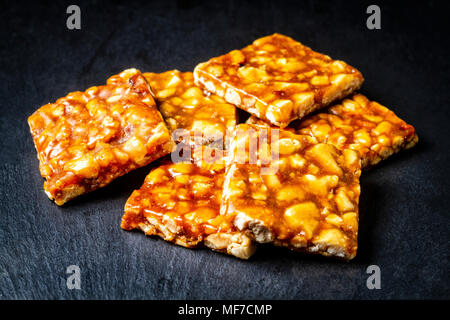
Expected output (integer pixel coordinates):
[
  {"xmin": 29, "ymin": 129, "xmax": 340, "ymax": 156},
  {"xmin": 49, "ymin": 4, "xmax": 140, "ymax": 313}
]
[
  {"xmin": 121, "ymin": 147, "xmax": 256, "ymax": 259},
  {"xmin": 222, "ymin": 124, "xmax": 361, "ymax": 259},
  {"xmin": 28, "ymin": 69, "xmax": 175, "ymax": 205},
  {"xmin": 247, "ymin": 94, "xmax": 418, "ymax": 168},
  {"xmin": 194, "ymin": 33, "xmax": 363, "ymax": 127}
]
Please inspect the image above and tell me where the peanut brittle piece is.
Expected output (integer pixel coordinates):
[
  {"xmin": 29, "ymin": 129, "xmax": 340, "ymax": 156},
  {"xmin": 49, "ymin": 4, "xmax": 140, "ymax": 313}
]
[
  {"xmin": 28, "ymin": 69, "xmax": 175, "ymax": 205},
  {"xmin": 247, "ymin": 94, "xmax": 418, "ymax": 168},
  {"xmin": 297, "ymin": 94, "xmax": 418, "ymax": 168},
  {"xmin": 194, "ymin": 33, "xmax": 363, "ymax": 128},
  {"xmin": 144, "ymin": 70, "xmax": 237, "ymax": 148},
  {"xmin": 222, "ymin": 124, "xmax": 361, "ymax": 259},
  {"xmin": 121, "ymin": 147, "xmax": 256, "ymax": 259}
]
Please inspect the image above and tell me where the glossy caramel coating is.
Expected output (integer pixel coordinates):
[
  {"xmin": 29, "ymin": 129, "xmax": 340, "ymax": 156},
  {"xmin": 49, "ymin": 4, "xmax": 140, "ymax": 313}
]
[
  {"xmin": 222, "ymin": 124, "xmax": 361, "ymax": 259},
  {"xmin": 28, "ymin": 69, "xmax": 175, "ymax": 205},
  {"xmin": 194, "ymin": 33, "xmax": 363, "ymax": 127}
]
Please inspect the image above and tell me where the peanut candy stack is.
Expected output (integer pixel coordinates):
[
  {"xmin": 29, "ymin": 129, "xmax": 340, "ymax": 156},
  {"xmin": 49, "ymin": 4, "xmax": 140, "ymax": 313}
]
[
  {"xmin": 194, "ymin": 33, "xmax": 363, "ymax": 128},
  {"xmin": 121, "ymin": 147, "xmax": 256, "ymax": 259},
  {"xmin": 247, "ymin": 94, "xmax": 418, "ymax": 168},
  {"xmin": 144, "ymin": 70, "xmax": 237, "ymax": 148},
  {"xmin": 28, "ymin": 69, "xmax": 175, "ymax": 205},
  {"xmin": 221, "ymin": 124, "xmax": 361, "ymax": 259}
]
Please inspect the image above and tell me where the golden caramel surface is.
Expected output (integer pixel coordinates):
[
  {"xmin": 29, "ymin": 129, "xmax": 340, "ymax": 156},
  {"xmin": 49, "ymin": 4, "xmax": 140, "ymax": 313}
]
[
  {"xmin": 221, "ymin": 124, "xmax": 361, "ymax": 259},
  {"xmin": 247, "ymin": 94, "xmax": 418, "ymax": 168},
  {"xmin": 28, "ymin": 69, "xmax": 174, "ymax": 205},
  {"xmin": 194, "ymin": 33, "xmax": 363, "ymax": 127},
  {"xmin": 144, "ymin": 70, "xmax": 237, "ymax": 147}
]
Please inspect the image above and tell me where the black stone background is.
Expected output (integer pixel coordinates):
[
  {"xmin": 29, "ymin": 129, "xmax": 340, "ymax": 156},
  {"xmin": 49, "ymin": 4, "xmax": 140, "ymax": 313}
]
[{"xmin": 0, "ymin": 0, "xmax": 449, "ymax": 299}]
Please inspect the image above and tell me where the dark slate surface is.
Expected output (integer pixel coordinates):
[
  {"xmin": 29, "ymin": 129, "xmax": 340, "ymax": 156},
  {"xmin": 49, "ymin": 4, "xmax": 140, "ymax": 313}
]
[{"xmin": 0, "ymin": 0, "xmax": 449, "ymax": 300}]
